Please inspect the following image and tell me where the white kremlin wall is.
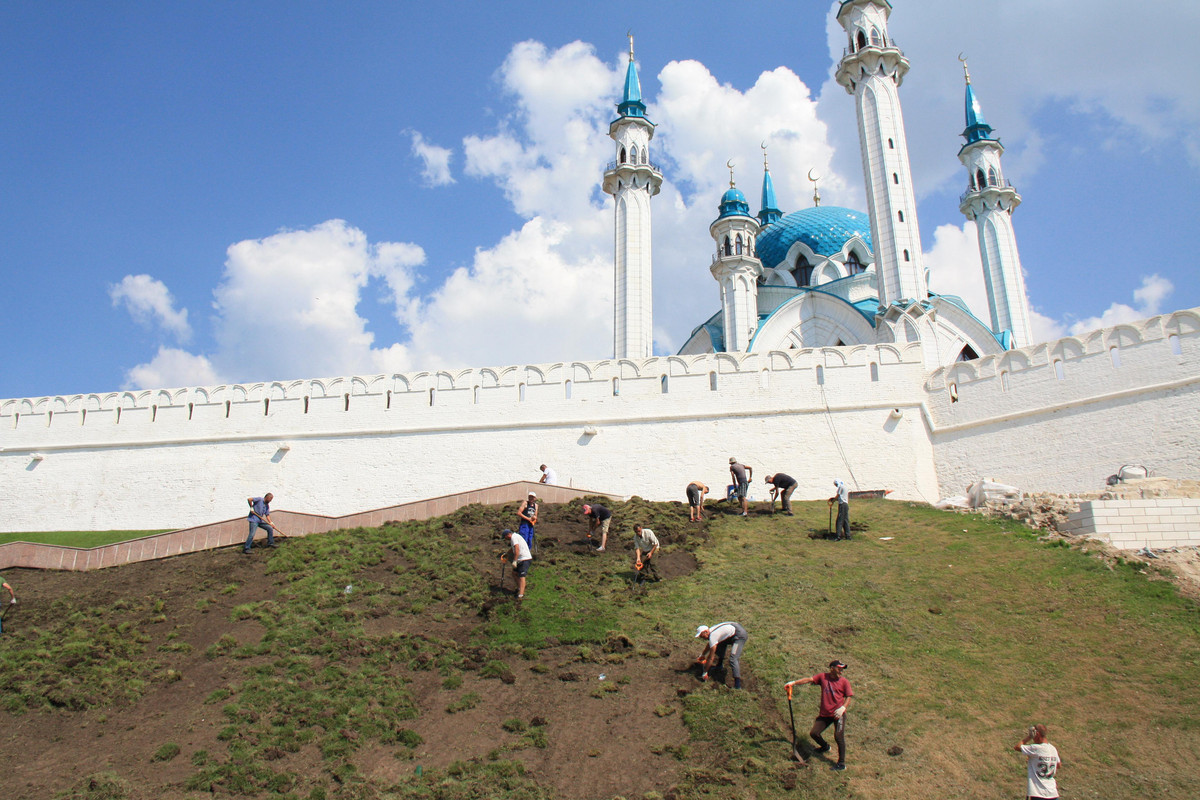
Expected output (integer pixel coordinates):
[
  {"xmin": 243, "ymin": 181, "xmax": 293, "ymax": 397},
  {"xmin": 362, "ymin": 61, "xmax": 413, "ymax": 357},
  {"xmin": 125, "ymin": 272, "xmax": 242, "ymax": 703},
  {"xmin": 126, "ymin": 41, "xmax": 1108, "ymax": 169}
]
[
  {"xmin": 1, "ymin": 309, "xmax": 1197, "ymax": 533},
  {"xmin": 928, "ymin": 309, "xmax": 1200, "ymax": 496},
  {"xmin": 0, "ymin": 345, "xmax": 938, "ymax": 532}
]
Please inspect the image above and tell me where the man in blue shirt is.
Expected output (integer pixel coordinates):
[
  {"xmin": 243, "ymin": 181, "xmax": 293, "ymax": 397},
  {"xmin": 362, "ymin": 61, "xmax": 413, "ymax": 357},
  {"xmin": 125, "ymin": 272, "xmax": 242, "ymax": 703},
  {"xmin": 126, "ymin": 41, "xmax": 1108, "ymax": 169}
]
[{"xmin": 244, "ymin": 492, "xmax": 278, "ymax": 554}]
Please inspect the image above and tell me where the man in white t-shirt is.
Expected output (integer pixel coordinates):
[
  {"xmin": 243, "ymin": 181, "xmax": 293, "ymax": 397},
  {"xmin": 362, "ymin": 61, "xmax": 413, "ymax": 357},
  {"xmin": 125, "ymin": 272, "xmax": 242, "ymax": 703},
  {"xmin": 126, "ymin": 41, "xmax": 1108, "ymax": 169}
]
[
  {"xmin": 1014, "ymin": 724, "xmax": 1061, "ymax": 799},
  {"xmin": 539, "ymin": 464, "xmax": 558, "ymax": 485},
  {"xmin": 500, "ymin": 528, "xmax": 533, "ymax": 600}
]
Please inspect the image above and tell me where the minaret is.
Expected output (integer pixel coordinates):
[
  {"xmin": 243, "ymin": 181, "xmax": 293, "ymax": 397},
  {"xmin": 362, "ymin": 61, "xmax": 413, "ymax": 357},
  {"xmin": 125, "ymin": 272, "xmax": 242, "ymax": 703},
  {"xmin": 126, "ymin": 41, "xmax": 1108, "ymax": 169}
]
[
  {"xmin": 710, "ymin": 164, "xmax": 763, "ymax": 352},
  {"xmin": 602, "ymin": 35, "xmax": 663, "ymax": 359},
  {"xmin": 834, "ymin": 0, "xmax": 928, "ymax": 307},
  {"xmin": 758, "ymin": 147, "xmax": 783, "ymax": 227},
  {"xmin": 957, "ymin": 61, "xmax": 1034, "ymax": 348}
]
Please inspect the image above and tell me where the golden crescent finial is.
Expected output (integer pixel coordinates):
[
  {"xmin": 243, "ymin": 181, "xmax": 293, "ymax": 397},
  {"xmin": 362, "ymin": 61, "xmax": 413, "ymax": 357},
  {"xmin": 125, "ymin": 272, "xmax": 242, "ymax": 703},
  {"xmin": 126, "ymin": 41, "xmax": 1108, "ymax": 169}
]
[
  {"xmin": 958, "ymin": 52, "xmax": 971, "ymax": 84},
  {"xmin": 726, "ymin": 159, "xmax": 736, "ymax": 188},
  {"xmin": 807, "ymin": 168, "xmax": 820, "ymax": 183},
  {"xmin": 760, "ymin": 141, "xmax": 769, "ymax": 169},
  {"xmin": 627, "ymin": 31, "xmax": 635, "ymax": 62}
]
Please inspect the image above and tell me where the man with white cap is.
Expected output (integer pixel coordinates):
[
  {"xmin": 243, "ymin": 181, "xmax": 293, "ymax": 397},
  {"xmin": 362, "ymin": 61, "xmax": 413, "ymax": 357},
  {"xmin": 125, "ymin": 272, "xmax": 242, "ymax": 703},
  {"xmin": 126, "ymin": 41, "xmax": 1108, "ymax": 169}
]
[
  {"xmin": 830, "ymin": 479, "xmax": 851, "ymax": 540},
  {"xmin": 693, "ymin": 621, "xmax": 748, "ymax": 689}
]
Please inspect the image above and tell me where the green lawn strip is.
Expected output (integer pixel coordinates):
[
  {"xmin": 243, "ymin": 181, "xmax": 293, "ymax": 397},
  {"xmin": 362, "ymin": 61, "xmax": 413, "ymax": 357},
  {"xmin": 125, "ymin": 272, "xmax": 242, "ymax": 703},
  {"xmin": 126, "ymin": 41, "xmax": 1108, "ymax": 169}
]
[
  {"xmin": 0, "ymin": 530, "xmax": 171, "ymax": 548},
  {"xmin": 650, "ymin": 499, "xmax": 1200, "ymax": 800}
]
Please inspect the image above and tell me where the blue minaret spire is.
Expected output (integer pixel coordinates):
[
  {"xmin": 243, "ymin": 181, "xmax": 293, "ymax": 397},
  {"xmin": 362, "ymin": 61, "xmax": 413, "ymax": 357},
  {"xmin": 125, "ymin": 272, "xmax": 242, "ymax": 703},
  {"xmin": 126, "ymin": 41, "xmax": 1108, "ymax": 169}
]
[
  {"xmin": 617, "ymin": 33, "xmax": 647, "ymax": 119},
  {"xmin": 961, "ymin": 59, "xmax": 994, "ymax": 145},
  {"xmin": 758, "ymin": 146, "xmax": 782, "ymax": 227}
]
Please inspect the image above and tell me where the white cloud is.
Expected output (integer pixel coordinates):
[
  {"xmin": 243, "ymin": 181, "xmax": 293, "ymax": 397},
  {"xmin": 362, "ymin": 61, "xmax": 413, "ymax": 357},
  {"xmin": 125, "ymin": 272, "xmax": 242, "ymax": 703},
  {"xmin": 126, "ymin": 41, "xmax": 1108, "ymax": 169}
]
[
  {"xmin": 209, "ymin": 220, "xmax": 425, "ymax": 382},
  {"xmin": 916, "ymin": 222, "xmax": 988, "ymax": 321},
  {"xmin": 408, "ymin": 131, "xmax": 455, "ymax": 187},
  {"xmin": 124, "ymin": 347, "xmax": 220, "ymax": 390},
  {"xmin": 110, "ymin": 274, "xmax": 192, "ymax": 342},
  {"xmin": 1067, "ymin": 275, "xmax": 1175, "ymax": 336}
]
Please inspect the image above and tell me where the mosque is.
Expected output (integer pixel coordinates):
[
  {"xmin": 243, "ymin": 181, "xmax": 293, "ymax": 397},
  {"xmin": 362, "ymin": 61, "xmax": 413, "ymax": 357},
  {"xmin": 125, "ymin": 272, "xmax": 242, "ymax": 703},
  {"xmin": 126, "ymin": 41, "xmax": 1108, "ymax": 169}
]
[{"xmin": 605, "ymin": 0, "xmax": 1032, "ymax": 370}]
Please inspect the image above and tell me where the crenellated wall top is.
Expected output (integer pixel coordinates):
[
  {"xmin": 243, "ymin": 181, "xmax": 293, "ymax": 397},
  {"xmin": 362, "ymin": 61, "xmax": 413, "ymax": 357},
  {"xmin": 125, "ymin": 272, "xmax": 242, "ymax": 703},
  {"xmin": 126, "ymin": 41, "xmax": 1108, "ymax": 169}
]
[
  {"xmin": 927, "ymin": 308, "xmax": 1199, "ymax": 389},
  {"xmin": 0, "ymin": 344, "xmax": 925, "ymax": 415}
]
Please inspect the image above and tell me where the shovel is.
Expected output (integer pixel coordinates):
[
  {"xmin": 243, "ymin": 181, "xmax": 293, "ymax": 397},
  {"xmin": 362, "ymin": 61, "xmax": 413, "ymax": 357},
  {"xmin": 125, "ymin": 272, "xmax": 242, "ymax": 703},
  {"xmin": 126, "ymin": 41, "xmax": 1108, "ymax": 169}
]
[
  {"xmin": 786, "ymin": 684, "xmax": 804, "ymax": 762},
  {"xmin": 249, "ymin": 508, "xmax": 287, "ymax": 540}
]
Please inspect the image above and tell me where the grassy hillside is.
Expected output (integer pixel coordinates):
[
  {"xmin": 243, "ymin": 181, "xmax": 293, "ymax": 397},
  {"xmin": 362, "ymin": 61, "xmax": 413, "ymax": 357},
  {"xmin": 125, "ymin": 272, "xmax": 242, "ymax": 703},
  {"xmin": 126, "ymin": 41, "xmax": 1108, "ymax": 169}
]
[{"xmin": 1, "ymin": 498, "xmax": 1197, "ymax": 799}]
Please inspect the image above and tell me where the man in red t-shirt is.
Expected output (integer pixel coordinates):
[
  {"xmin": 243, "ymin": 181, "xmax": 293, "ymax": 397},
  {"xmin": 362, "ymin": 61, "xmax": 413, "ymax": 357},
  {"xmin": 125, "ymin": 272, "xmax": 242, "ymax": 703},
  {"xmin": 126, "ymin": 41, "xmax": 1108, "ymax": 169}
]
[{"xmin": 785, "ymin": 660, "xmax": 854, "ymax": 771}]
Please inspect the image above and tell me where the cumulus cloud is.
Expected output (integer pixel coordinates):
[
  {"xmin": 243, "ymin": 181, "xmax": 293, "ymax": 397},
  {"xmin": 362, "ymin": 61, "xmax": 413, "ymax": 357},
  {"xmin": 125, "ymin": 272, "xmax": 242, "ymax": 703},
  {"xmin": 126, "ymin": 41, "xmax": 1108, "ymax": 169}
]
[
  {"xmin": 209, "ymin": 220, "xmax": 425, "ymax": 382},
  {"xmin": 408, "ymin": 131, "xmax": 455, "ymax": 187},
  {"xmin": 1067, "ymin": 275, "xmax": 1175, "ymax": 336},
  {"xmin": 919, "ymin": 222, "xmax": 988, "ymax": 321},
  {"xmin": 123, "ymin": 347, "xmax": 220, "ymax": 390},
  {"xmin": 110, "ymin": 274, "xmax": 192, "ymax": 342}
]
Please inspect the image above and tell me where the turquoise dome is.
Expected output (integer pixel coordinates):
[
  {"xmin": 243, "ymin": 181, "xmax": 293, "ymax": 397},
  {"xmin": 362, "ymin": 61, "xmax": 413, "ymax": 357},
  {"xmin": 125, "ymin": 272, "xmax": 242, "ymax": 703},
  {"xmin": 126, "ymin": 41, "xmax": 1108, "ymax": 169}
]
[
  {"xmin": 718, "ymin": 187, "xmax": 750, "ymax": 218},
  {"xmin": 755, "ymin": 206, "xmax": 872, "ymax": 270}
]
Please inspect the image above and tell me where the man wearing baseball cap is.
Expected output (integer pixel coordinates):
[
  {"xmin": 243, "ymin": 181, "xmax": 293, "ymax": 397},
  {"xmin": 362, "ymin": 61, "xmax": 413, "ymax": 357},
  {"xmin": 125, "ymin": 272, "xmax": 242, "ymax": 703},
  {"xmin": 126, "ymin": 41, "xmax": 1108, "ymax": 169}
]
[
  {"xmin": 693, "ymin": 621, "xmax": 749, "ymax": 689},
  {"xmin": 785, "ymin": 660, "xmax": 854, "ymax": 771}
]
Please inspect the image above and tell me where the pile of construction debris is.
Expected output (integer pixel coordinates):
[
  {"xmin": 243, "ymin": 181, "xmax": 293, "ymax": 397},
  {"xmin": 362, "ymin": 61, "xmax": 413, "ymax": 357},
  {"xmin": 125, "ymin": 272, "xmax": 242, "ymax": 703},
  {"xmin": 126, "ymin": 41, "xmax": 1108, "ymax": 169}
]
[{"xmin": 936, "ymin": 475, "xmax": 1200, "ymax": 600}]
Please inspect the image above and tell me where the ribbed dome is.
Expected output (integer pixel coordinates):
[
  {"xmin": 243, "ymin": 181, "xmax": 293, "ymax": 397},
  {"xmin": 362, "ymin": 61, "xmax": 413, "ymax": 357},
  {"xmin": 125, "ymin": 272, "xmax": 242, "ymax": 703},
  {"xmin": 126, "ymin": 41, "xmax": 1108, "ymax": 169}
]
[{"xmin": 755, "ymin": 206, "xmax": 872, "ymax": 269}]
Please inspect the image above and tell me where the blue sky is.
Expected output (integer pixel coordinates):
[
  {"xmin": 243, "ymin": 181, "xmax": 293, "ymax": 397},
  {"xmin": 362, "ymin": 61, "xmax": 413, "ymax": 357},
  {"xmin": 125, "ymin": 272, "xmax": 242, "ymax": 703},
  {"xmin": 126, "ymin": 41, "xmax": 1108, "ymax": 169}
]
[{"xmin": 2, "ymin": 0, "xmax": 1197, "ymax": 399}]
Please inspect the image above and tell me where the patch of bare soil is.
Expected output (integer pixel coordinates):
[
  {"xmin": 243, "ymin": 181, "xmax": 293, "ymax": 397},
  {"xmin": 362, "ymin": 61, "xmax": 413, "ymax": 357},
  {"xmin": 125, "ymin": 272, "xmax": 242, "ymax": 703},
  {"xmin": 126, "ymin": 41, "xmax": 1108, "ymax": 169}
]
[{"xmin": 0, "ymin": 504, "xmax": 712, "ymax": 799}]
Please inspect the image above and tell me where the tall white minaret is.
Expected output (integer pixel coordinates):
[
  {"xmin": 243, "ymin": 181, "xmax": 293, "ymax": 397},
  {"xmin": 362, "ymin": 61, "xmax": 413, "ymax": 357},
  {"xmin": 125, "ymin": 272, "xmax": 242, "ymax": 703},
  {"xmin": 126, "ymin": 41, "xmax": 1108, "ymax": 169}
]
[
  {"xmin": 709, "ymin": 164, "xmax": 763, "ymax": 352},
  {"xmin": 957, "ymin": 61, "xmax": 1034, "ymax": 348},
  {"xmin": 834, "ymin": 0, "xmax": 927, "ymax": 307},
  {"xmin": 602, "ymin": 35, "xmax": 662, "ymax": 359}
]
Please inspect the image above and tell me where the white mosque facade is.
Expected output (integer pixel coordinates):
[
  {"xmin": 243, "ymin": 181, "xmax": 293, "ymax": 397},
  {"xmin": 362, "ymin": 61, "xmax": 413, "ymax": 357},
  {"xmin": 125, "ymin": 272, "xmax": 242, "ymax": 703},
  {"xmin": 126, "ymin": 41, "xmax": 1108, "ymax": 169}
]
[{"xmin": 1, "ymin": 0, "xmax": 1198, "ymax": 534}]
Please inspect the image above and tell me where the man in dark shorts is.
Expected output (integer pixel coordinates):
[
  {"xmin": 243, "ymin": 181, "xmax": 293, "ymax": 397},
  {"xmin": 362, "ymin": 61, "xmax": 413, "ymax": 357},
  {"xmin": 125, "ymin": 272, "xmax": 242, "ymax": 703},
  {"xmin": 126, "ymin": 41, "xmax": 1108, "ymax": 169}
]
[
  {"xmin": 500, "ymin": 528, "xmax": 533, "ymax": 600},
  {"xmin": 729, "ymin": 458, "xmax": 752, "ymax": 517},
  {"xmin": 582, "ymin": 503, "xmax": 612, "ymax": 552},
  {"xmin": 785, "ymin": 660, "xmax": 853, "ymax": 771},
  {"xmin": 765, "ymin": 473, "xmax": 798, "ymax": 515},
  {"xmin": 685, "ymin": 481, "xmax": 709, "ymax": 522}
]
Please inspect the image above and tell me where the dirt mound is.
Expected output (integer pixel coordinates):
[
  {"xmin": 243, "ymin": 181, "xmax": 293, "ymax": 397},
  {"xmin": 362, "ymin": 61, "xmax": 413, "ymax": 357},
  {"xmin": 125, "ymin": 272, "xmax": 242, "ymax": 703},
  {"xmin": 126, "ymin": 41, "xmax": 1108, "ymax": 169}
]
[{"xmin": 0, "ymin": 499, "xmax": 713, "ymax": 799}]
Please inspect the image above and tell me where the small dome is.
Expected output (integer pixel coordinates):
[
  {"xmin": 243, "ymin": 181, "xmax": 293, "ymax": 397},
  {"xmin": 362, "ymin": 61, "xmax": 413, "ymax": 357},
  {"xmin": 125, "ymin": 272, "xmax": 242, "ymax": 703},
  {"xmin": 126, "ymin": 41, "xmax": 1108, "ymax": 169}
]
[
  {"xmin": 717, "ymin": 187, "xmax": 751, "ymax": 218},
  {"xmin": 756, "ymin": 206, "xmax": 872, "ymax": 269}
]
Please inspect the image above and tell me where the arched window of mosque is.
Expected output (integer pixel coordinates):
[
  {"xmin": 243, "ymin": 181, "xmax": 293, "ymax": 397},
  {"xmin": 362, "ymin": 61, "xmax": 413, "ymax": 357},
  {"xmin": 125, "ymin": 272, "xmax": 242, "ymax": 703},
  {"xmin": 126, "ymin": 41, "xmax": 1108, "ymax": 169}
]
[
  {"xmin": 631, "ymin": 145, "xmax": 639, "ymax": 164},
  {"xmin": 735, "ymin": 235, "xmax": 743, "ymax": 255},
  {"xmin": 957, "ymin": 345, "xmax": 979, "ymax": 362},
  {"xmin": 976, "ymin": 169, "xmax": 986, "ymax": 190},
  {"xmin": 870, "ymin": 362, "xmax": 879, "ymax": 382},
  {"xmin": 641, "ymin": 148, "xmax": 648, "ymax": 165},
  {"xmin": 1000, "ymin": 371, "xmax": 1010, "ymax": 392},
  {"xmin": 709, "ymin": 371, "xmax": 718, "ymax": 391},
  {"xmin": 723, "ymin": 236, "xmax": 732, "ymax": 256},
  {"xmin": 870, "ymin": 28, "xmax": 882, "ymax": 46},
  {"xmin": 564, "ymin": 380, "xmax": 573, "ymax": 399},
  {"xmin": 612, "ymin": 377, "xmax": 621, "ymax": 396},
  {"xmin": 794, "ymin": 256, "xmax": 814, "ymax": 286},
  {"xmin": 760, "ymin": 368, "xmax": 770, "ymax": 388},
  {"xmin": 988, "ymin": 167, "xmax": 998, "ymax": 186},
  {"xmin": 816, "ymin": 365, "xmax": 825, "ymax": 386},
  {"xmin": 887, "ymin": 138, "xmax": 894, "ymax": 149},
  {"xmin": 845, "ymin": 252, "xmax": 864, "ymax": 275},
  {"xmin": 519, "ymin": 383, "xmax": 527, "ymax": 402},
  {"xmin": 897, "ymin": 210, "xmax": 905, "ymax": 222},
  {"xmin": 1053, "ymin": 359, "xmax": 1065, "ymax": 381},
  {"xmin": 660, "ymin": 375, "xmax": 669, "ymax": 394},
  {"xmin": 619, "ymin": 147, "xmax": 627, "ymax": 164},
  {"xmin": 903, "ymin": 249, "xmax": 910, "ymax": 262},
  {"xmin": 428, "ymin": 388, "xmax": 436, "ymax": 406},
  {"xmin": 473, "ymin": 385, "xmax": 480, "ymax": 404},
  {"xmin": 1110, "ymin": 347, "xmax": 1122, "ymax": 368},
  {"xmin": 856, "ymin": 30, "xmax": 867, "ymax": 50},
  {"xmin": 893, "ymin": 173, "xmax": 899, "ymax": 185},
  {"xmin": 1169, "ymin": 334, "xmax": 1182, "ymax": 355}
]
